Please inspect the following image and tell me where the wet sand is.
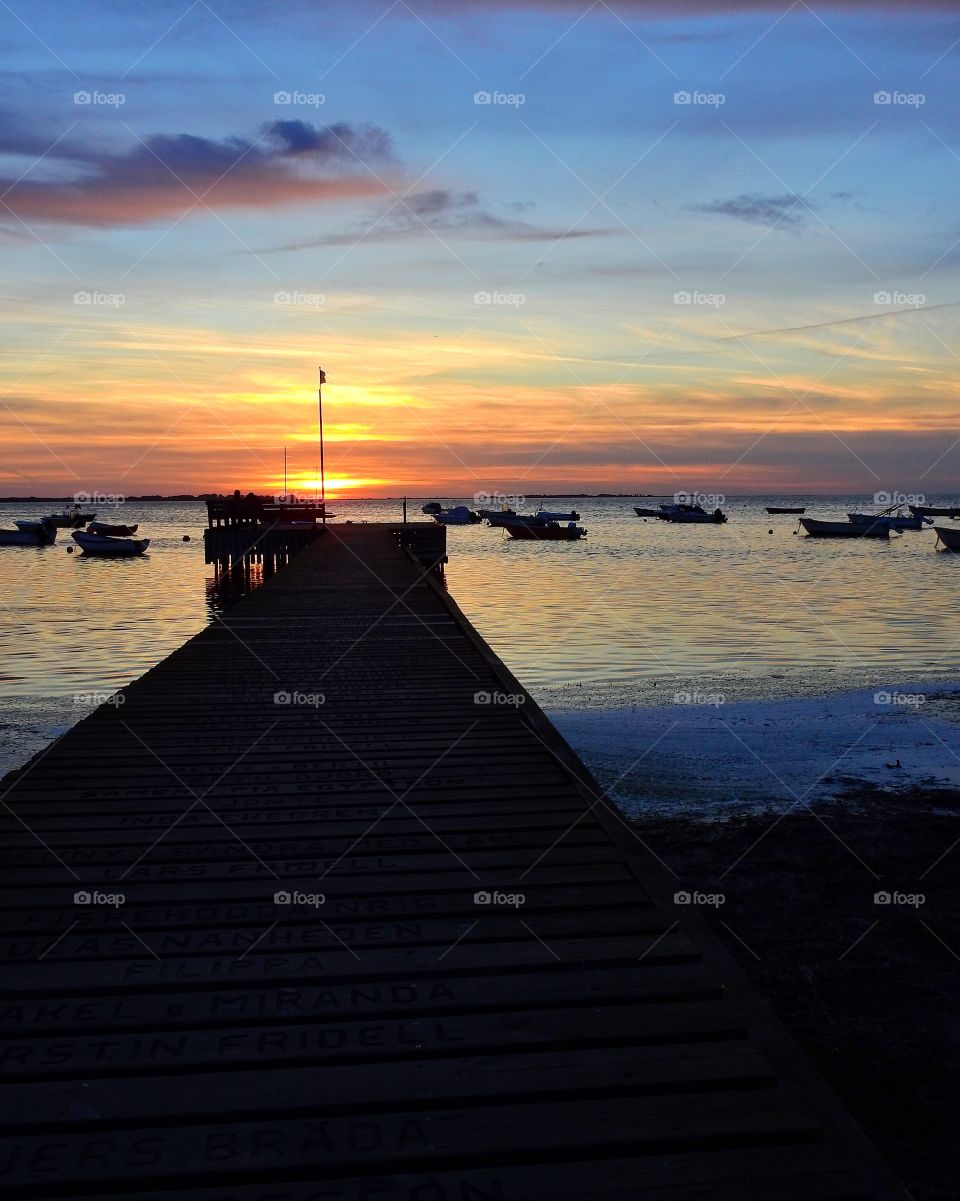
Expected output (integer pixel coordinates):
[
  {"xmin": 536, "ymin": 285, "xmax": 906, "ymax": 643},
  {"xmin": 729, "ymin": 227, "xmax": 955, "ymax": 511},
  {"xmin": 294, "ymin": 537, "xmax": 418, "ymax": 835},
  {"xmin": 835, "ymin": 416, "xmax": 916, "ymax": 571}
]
[{"xmin": 638, "ymin": 783, "xmax": 959, "ymax": 1200}]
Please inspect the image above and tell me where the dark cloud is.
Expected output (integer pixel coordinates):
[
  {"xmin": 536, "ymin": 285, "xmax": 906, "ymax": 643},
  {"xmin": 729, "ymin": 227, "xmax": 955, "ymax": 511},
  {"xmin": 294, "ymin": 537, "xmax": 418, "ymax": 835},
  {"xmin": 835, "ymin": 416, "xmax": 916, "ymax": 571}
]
[
  {"xmin": 258, "ymin": 188, "xmax": 613, "ymax": 251},
  {"xmin": 0, "ymin": 119, "xmax": 394, "ymax": 226},
  {"xmin": 689, "ymin": 192, "xmax": 809, "ymax": 230}
]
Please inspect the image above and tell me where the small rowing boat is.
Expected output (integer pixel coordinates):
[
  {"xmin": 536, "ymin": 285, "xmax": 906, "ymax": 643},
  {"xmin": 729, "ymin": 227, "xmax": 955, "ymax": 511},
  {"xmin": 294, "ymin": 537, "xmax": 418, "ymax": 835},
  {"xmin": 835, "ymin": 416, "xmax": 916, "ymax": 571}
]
[
  {"xmin": 934, "ymin": 526, "xmax": 960, "ymax": 551},
  {"xmin": 910, "ymin": 504, "xmax": 960, "ymax": 519},
  {"xmin": 766, "ymin": 506, "xmax": 805, "ymax": 514},
  {"xmin": 0, "ymin": 518, "xmax": 57, "ymax": 547},
  {"xmin": 506, "ymin": 521, "xmax": 586, "ymax": 541},
  {"xmin": 72, "ymin": 531, "xmax": 150, "ymax": 556},
  {"xmin": 87, "ymin": 520, "xmax": 139, "ymax": 536},
  {"xmin": 799, "ymin": 517, "xmax": 889, "ymax": 539}
]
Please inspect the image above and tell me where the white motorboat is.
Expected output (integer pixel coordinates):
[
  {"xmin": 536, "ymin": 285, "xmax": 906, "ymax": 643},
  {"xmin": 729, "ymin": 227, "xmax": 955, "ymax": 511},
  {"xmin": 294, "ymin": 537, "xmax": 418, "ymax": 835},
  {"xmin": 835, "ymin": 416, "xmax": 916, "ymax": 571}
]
[
  {"xmin": 847, "ymin": 512, "xmax": 928, "ymax": 531},
  {"xmin": 431, "ymin": 506, "xmax": 480, "ymax": 526}
]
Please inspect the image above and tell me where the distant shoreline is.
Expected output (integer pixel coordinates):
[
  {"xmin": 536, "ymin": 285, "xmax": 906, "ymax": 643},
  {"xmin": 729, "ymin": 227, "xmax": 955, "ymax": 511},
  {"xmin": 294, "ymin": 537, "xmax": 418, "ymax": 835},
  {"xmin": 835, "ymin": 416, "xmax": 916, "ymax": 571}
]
[{"xmin": 2, "ymin": 492, "xmax": 952, "ymax": 503}]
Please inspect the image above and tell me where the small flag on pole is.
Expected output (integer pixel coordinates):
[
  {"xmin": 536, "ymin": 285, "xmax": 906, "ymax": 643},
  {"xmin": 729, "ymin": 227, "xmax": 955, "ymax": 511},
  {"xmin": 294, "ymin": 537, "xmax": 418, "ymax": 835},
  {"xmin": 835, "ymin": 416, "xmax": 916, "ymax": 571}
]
[{"xmin": 318, "ymin": 368, "xmax": 326, "ymax": 384}]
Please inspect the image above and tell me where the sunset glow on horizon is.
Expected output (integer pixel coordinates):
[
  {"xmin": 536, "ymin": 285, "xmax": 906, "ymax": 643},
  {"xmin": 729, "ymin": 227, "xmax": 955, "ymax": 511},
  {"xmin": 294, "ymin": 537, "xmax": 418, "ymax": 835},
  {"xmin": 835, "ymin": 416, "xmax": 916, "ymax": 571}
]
[{"xmin": 2, "ymin": 1, "xmax": 959, "ymax": 497}]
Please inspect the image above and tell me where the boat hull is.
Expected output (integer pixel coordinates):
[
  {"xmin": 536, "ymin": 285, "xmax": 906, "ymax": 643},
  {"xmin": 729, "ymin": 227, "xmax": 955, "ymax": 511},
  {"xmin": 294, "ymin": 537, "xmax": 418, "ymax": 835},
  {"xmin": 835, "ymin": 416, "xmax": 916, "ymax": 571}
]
[
  {"xmin": 665, "ymin": 512, "xmax": 727, "ymax": 524},
  {"xmin": 0, "ymin": 527, "xmax": 56, "ymax": 546},
  {"xmin": 800, "ymin": 518, "xmax": 888, "ymax": 538},
  {"xmin": 910, "ymin": 505, "xmax": 960, "ymax": 518},
  {"xmin": 633, "ymin": 507, "xmax": 663, "ymax": 518},
  {"xmin": 46, "ymin": 512, "xmax": 95, "ymax": 527},
  {"xmin": 847, "ymin": 513, "xmax": 926, "ymax": 531},
  {"xmin": 72, "ymin": 531, "xmax": 150, "ymax": 556},
  {"xmin": 5, "ymin": 520, "xmax": 57, "ymax": 546},
  {"xmin": 487, "ymin": 514, "xmax": 546, "ymax": 528},
  {"xmin": 934, "ymin": 526, "xmax": 960, "ymax": 551},
  {"xmin": 431, "ymin": 506, "xmax": 480, "ymax": 525},
  {"xmin": 506, "ymin": 523, "xmax": 586, "ymax": 541},
  {"xmin": 87, "ymin": 521, "xmax": 139, "ymax": 536},
  {"xmin": 766, "ymin": 507, "xmax": 805, "ymax": 514}
]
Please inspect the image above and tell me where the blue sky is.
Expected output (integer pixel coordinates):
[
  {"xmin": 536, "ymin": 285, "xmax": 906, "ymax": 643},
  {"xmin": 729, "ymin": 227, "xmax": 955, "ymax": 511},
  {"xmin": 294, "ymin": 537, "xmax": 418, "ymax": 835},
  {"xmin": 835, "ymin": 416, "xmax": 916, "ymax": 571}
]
[{"xmin": 1, "ymin": 0, "xmax": 959, "ymax": 494}]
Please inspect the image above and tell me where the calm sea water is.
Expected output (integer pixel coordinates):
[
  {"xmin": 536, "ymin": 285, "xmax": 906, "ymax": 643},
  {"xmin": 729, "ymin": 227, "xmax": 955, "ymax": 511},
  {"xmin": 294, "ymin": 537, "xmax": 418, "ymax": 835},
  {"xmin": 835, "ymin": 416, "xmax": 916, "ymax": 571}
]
[{"xmin": 2, "ymin": 494, "xmax": 959, "ymax": 774}]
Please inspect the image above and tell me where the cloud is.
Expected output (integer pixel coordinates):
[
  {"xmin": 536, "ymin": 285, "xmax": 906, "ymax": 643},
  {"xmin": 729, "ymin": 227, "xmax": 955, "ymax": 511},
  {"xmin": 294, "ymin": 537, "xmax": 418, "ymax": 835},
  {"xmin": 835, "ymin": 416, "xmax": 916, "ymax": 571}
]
[
  {"xmin": 0, "ymin": 120, "xmax": 394, "ymax": 227},
  {"xmin": 258, "ymin": 188, "xmax": 613, "ymax": 251},
  {"xmin": 689, "ymin": 192, "xmax": 809, "ymax": 230}
]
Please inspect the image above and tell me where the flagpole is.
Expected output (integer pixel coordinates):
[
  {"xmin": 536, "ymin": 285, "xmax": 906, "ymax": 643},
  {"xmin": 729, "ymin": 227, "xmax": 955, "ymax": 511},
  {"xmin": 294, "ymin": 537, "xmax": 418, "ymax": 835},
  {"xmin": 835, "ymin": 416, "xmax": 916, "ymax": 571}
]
[{"xmin": 318, "ymin": 366, "xmax": 326, "ymax": 525}]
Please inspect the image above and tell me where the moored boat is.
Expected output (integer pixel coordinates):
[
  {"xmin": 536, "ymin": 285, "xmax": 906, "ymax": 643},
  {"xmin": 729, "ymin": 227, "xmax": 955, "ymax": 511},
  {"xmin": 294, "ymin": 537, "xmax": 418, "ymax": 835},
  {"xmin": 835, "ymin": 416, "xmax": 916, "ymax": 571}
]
[
  {"xmin": 72, "ymin": 531, "xmax": 150, "ymax": 556},
  {"xmin": 665, "ymin": 508, "xmax": 727, "ymax": 524},
  {"xmin": 934, "ymin": 525, "xmax": 960, "ymax": 551},
  {"xmin": 656, "ymin": 502, "xmax": 707, "ymax": 520},
  {"xmin": 486, "ymin": 512, "xmax": 546, "ymax": 529},
  {"xmin": 767, "ymin": 506, "xmax": 805, "ymax": 514},
  {"xmin": 506, "ymin": 521, "xmax": 586, "ymax": 541},
  {"xmin": 847, "ymin": 512, "xmax": 927, "ymax": 531},
  {"xmin": 800, "ymin": 517, "xmax": 889, "ymax": 539},
  {"xmin": 0, "ymin": 518, "xmax": 57, "ymax": 547},
  {"xmin": 431, "ymin": 505, "xmax": 480, "ymax": 526},
  {"xmin": 634, "ymin": 506, "xmax": 664, "ymax": 518},
  {"xmin": 87, "ymin": 520, "xmax": 139, "ymax": 536},
  {"xmin": 46, "ymin": 507, "xmax": 96, "ymax": 528},
  {"xmin": 535, "ymin": 508, "xmax": 580, "ymax": 521},
  {"xmin": 910, "ymin": 505, "xmax": 960, "ymax": 518}
]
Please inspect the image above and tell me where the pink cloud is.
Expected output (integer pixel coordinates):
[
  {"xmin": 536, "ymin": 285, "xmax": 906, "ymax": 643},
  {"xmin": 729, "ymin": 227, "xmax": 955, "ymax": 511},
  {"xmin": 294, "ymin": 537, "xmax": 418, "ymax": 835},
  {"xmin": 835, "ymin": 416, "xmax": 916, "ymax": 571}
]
[{"xmin": 0, "ymin": 120, "xmax": 395, "ymax": 227}]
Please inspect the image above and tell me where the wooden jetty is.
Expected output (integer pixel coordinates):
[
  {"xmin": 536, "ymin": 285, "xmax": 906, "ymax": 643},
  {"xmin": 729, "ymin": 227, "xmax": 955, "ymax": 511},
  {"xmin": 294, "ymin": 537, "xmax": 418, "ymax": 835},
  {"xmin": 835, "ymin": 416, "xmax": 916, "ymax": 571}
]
[{"xmin": 0, "ymin": 524, "xmax": 906, "ymax": 1199}]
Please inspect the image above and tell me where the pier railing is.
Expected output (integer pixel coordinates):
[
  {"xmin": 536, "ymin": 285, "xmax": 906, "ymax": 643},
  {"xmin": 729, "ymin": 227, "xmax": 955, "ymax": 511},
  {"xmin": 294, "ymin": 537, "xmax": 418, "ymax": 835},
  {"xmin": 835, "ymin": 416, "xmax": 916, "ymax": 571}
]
[{"xmin": 205, "ymin": 496, "xmax": 330, "ymax": 528}]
